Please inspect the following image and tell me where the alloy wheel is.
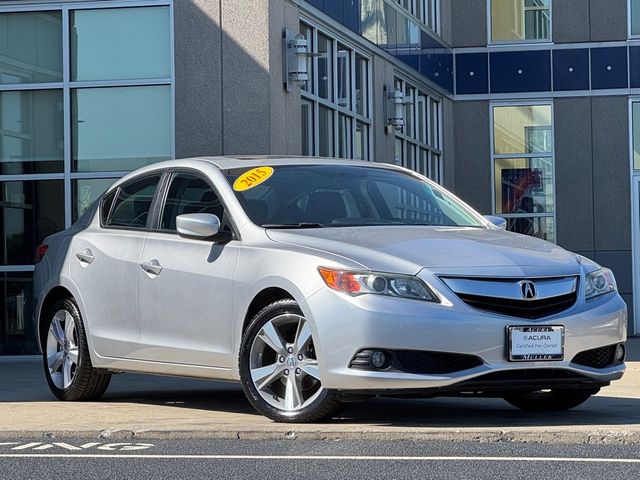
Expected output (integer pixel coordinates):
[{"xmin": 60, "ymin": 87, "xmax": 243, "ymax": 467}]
[
  {"xmin": 249, "ymin": 314, "xmax": 323, "ymax": 412},
  {"xmin": 46, "ymin": 310, "xmax": 79, "ymax": 389}
]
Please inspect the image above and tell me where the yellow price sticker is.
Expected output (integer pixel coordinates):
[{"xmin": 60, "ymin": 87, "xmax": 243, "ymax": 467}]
[{"xmin": 233, "ymin": 167, "xmax": 274, "ymax": 192}]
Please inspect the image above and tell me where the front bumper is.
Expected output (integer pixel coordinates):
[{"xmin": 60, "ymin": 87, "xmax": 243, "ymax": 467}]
[{"xmin": 301, "ymin": 285, "xmax": 627, "ymax": 391}]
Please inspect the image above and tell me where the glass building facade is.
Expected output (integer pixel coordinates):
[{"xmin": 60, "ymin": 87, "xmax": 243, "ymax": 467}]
[{"xmin": 0, "ymin": 2, "xmax": 173, "ymax": 353}]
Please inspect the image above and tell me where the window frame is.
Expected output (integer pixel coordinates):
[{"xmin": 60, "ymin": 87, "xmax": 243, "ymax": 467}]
[
  {"xmin": 392, "ymin": 0, "xmax": 441, "ymax": 36},
  {"xmin": 487, "ymin": 0, "xmax": 553, "ymax": 46},
  {"xmin": 299, "ymin": 18, "xmax": 373, "ymax": 162},
  {"xmin": 490, "ymin": 100, "xmax": 556, "ymax": 242},
  {"xmin": 393, "ymin": 75, "xmax": 444, "ymax": 184}
]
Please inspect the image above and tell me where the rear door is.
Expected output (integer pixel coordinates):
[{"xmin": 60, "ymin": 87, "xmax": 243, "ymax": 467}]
[
  {"xmin": 136, "ymin": 171, "xmax": 240, "ymax": 367},
  {"xmin": 69, "ymin": 173, "xmax": 163, "ymax": 358}
]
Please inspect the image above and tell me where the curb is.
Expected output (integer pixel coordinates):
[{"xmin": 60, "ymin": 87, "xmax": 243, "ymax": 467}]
[{"xmin": 2, "ymin": 428, "xmax": 640, "ymax": 445}]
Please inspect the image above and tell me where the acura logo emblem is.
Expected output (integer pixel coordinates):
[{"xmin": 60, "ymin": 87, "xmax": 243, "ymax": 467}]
[{"xmin": 520, "ymin": 281, "xmax": 537, "ymax": 300}]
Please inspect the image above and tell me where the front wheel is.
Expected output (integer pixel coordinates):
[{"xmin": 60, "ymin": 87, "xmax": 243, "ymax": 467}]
[
  {"xmin": 503, "ymin": 388, "xmax": 599, "ymax": 411},
  {"xmin": 43, "ymin": 298, "xmax": 111, "ymax": 401},
  {"xmin": 239, "ymin": 299, "xmax": 342, "ymax": 422}
]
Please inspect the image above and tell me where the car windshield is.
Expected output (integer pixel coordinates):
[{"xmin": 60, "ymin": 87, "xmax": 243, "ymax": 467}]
[{"xmin": 225, "ymin": 164, "xmax": 486, "ymax": 228}]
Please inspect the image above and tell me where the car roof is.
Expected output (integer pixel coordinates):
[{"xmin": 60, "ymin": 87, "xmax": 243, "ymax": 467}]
[{"xmin": 196, "ymin": 155, "xmax": 394, "ymax": 171}]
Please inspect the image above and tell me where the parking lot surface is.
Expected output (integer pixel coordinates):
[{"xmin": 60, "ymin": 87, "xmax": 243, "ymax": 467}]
[{"xmin": 0, "ymin": 340, "xmax": 638, "ymax": 443}]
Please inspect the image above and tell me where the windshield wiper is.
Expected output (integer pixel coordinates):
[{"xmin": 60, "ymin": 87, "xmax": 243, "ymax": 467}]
[{"xmin": 262, "ymin": 223, "xmax": 325, "ymax": 229}]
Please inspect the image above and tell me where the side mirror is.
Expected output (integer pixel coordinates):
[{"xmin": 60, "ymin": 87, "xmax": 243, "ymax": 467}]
[
  {"xmin": 176, "ymin": 213, "xmax": 221, "ymax": 239},
  {"xmin": 484, "ymin": 215, "xmax": 507, "ymax": 230}
]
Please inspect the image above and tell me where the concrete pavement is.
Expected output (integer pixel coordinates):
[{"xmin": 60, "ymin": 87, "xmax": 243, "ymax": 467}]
[{"xmin": 0, "ymin": 339, "xmax": 638, "ymax": 443}]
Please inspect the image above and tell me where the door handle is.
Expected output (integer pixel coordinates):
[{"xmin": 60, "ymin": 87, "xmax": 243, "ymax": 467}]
[
  {"xmin": 75, "ymin": 248, "xmax": 95, "ymax": 264},
  {"xmin": 140, "ymin": 259, "xmax": 163, "ymax": 276}
]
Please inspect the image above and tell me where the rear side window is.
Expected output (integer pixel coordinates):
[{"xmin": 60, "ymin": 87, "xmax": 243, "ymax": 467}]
[
  {"xmin": 105, "ymin": 174, "xmax": 161, "ymax": 228},
  {"xmin": 160, "ymin": 173, "xmax": 225, "ymax": 231}
]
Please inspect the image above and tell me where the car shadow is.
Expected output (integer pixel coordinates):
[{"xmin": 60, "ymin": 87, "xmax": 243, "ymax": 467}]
[{"xmin": 4, "ymin": 358, "xmax": 639, "ymax": 428}]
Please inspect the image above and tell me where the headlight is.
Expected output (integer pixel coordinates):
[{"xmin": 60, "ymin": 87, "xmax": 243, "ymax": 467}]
[
  {"xmin": 585, "ymin": 268, "xmax": 617, "ymax": 300},
  {"xmin": 318, "ymin": 267, "xmax": 439, "ymax": 302}
]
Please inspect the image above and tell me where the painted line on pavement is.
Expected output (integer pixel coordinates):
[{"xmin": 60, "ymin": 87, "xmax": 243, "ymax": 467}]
[{"xmin": 0, "ymin": 454, "xmax": 639, "ymax": 463}]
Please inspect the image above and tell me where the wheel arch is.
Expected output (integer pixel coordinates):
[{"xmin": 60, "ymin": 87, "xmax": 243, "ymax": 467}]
[
  {"xmin": 242, "ymin": 287, "xmax": 295, "ymax": 334},
  {"xmin": 37, "ymin": 285, "xmax": 74, "ymax": 351}
]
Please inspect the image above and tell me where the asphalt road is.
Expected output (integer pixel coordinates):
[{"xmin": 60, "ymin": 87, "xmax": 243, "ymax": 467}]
[{"xmin": 1, "ymin": 437, "xmax": 639, "ymax": 480}]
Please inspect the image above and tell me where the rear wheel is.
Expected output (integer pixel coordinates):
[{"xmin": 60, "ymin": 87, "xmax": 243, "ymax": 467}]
[
  {"xmin": 43, "ymin": 298, "xmax": 111, "ymax": 401},
  {"xmin": 239, "ymin": 299, "xmax": 342, "ymax": 422},
  {"xmin": 503, "ymin": 388, "xmax": 599, "ymax": 411}
]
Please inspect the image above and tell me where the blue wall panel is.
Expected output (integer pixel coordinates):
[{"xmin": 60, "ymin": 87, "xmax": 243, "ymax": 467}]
[
  {"xmin": 420, "ymin": 52, "xmax": 453, "ymax": 92},
  {"xmin": 455, "ymin": 52, "xmax": 489, "ymax": 95},
  {"xmin": 305, "ymin": 0, "xmax": 324, "ymax": 10},
  {"xmin": 591, "ymin": 47, "xmax": 628, "ymax": 90},
  {"xmin": 490, "ymin": 50, "xmax": 551, "ymax": 93},
  {"xmin": 553, "ymin": 48, "xmax": 590, "ymax": 91},
  {"xmin": 323, "ymin": 0, "xmax": 343, "ymax": 22}
]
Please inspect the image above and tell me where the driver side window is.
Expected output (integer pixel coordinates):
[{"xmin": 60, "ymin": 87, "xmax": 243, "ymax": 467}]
[{"xmin": 160, "ymin": 173, "xmax": 225, "ymax": 232}]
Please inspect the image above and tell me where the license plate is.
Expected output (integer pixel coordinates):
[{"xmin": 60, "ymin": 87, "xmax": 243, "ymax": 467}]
[{"xmin": 508, "ymin": 326, "xmax": 564, "ymax": 361}]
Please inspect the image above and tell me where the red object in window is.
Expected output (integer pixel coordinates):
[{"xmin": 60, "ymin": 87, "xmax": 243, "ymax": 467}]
[{"xmin": 35, "ymin": 244, "xmax": 49, "ymax": 263}]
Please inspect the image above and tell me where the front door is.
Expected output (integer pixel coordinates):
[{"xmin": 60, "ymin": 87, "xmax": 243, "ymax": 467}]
[{"xmin": 136, "ymin": 172, "xmax": 239, "ymax": 367}]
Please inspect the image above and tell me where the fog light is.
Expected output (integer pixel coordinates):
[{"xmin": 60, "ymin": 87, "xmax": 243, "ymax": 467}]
[
  {"xmin": 371, "ymin": 350, "xmax": 387, "ymax": 369},
  {"xmin": 615, "ymin": 344, "xmax": 625, "ymax": 362}
]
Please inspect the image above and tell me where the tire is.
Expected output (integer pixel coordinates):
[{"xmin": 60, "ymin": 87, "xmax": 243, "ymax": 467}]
[
  {"xmin": 239, "ymin": 299, "xmax": 342, "ymax": 423},
  {"xmin": 503, "ymin": 388, "xmax": 599, "ymax": 412},
  {"xmin": 42, "ymin": 298, "xmax": 111, "ymax": 401}
]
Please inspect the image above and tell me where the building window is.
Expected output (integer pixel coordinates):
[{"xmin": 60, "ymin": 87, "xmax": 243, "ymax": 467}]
[
  {"xmin": 393, "ymin": 77, "xmax": 443, "ymax": 183},
  {"xmin": 392, "ymin": 0, "xmax": 440, "ymax": 35},
  {"xmin": 632, "ymin": 0, "xmax": 640, "ymax": 36},
  {"xmin": 300, "ymin": 22, "xmax": 372, "ymax": 161},
  {"xmin": 0, "ymin": 3, "xmax": 173, "ymax": 354},
  {"xmin": 490, "ymin": 0, "xmax": 551, "ymax": 43},
  {"xmin": 491, "ymin": 103, "xmax": 555, "ymax": 241}
]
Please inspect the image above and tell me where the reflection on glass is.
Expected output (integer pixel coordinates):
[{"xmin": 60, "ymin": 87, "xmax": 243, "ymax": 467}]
[
  {"xmin": 0, "ymin": 180, "xmax": 64, "ymax": 265},
  {"xmin": 300, "ymin": 23, "xmax": 314, "ymax": 94},
  {"xmin": 493, "ymin": 105, "xmax": 552, "ymax": 154},
  {"xmin": 355, "ymin": 54, "xmax": 368, "ymax": 117},
  {"xmin": 338, "ymin": 114, "xmax": 352, "ymax": 159},
  {"xmin": 381, "ymin": 2, "xmax": 397, "ymax": 48},
  {"xmin": 0, "ymin": 272, "xmax": 36, "ymax": 354},
  {"xmin": 355, "ymin": 122, "xmax": 368, "ymax": 161},
  {"xmin": 71, "ymin": 7, "xmax": 170, "ymax": 81},
  {"xmin": 0, "ymin": 12, "xmax": 62, "ymax": 84},
  {"xmin": 633, "ymin": 103, "xmax": 640, "ymax": 170},
  {"xmin": 318, "ymin": 106, "xmax": 334, "ymax": 157},
  {"xmin": 337, "ymin": 45, "xmax": 351, "ymax": 108},
  {"xmin": 404, "ymin": 85, "xmax": 415, "ymax": 138},
  {"xmin": 430, "ymin": 99, "xmax": 440, "ymax": 149},
  {"xmin": 507, "ymin": 215, "xmax": 554, "ymax": 242},
  {"xmin": 633, "ymin": 0, "xmax": 640, "ymax": 36},
  {"xmin": 317, "ymin": 34, "xmax": 333, "ymax": 101},
  {"xmin": 72, "ymin": 178, "xmax": 116, "ymax": 221},
  {"xmin": 494, "ymin": 157, "xmax": 554, "ymax": 215},
  {"xmin": 0, "ymin": 90, "xmax": 63, "ymax": 175},
  {"xmin": 301, "ymin": 99, "xmax": 313, "ymax": 156},
  {"xmin": 491, "ymin": 0, "xmax": 550, "ymax": 42},
  {"xmin": 72, "ymin": 85, "xmax": 171, "ymax": 172},
  {"xmin": 430, "ymin": 152, "xmax": 441, "ymax": 183}
]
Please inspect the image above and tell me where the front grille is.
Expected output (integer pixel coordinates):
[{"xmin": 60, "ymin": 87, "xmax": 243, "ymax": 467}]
[
  {"xmin": 572, "ymin": 345, "xmax": 621, "ymax": 369},
  {"xmin": 456, "ymin": 291, "xmax": 577, "ymax": 319},
  {"xmin": 395, "ymin": 350, "xmax": 483, "ymax": 374}
]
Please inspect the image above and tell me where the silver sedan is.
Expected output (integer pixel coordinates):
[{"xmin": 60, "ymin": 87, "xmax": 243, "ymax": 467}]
[{"xmin": 33, "ymin": 157, "xmax": 627, "ymax": 422}]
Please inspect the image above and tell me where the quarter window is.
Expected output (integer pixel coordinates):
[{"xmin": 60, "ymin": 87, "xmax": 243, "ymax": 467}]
[
  {"xmin": 106, "ymin": 174, "xmax": 161, "ymax": 229},
  {"xmin": 491, "ymin": 104, "xmax": 555, "ymax": 241},
  {"xmin": 160, "ymin": 173, "xmax": 225, "ymax": 232},
  {"xmin": 300, "ymin": 22, "xmax": 372, "ymax": 161},
  {"xmin": 393, "ymin": 77, "xmax": 443, "ymax": 183},
  {"xmin": 490, "ymin": 0, "xmax": 551, "ymax": 43}
]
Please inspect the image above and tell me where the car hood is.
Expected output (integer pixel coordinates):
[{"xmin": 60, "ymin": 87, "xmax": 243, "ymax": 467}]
[{"xmin": 266, "ymin": 226, "xmax": 586, "ymax": 277}]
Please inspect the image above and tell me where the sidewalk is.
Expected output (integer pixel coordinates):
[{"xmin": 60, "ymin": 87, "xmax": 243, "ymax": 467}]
[{"xmin": 0, "ymin": 339, "xmax": 638, "ymax": 443}]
